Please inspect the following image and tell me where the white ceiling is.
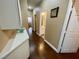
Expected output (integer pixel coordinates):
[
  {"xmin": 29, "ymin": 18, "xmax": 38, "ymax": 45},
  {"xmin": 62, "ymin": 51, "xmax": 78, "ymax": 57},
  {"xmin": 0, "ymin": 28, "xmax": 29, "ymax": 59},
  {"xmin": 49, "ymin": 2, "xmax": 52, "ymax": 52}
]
[{"xmin": 27, "ymin": 0, "xmax": 42, "ymax": 8}]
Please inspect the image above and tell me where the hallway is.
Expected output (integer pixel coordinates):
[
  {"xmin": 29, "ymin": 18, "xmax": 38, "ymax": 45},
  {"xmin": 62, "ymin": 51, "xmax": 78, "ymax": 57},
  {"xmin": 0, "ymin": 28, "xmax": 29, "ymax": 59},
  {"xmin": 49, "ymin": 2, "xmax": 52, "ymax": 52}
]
[{"xmin": 28, "ymin": 27, "xmax": 79, "ymax": 59}]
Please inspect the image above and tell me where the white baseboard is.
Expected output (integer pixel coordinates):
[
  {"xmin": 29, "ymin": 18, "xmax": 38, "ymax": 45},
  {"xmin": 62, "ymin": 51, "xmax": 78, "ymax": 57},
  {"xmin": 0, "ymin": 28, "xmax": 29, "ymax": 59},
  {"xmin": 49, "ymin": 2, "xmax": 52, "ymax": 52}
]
[
  {"xmin": 60, "ymin": 49, "xmax": 78, "ymax": 53},
  {"xmin": 44, "ymin": 39, "xmax": 59, "ymax": 53}
]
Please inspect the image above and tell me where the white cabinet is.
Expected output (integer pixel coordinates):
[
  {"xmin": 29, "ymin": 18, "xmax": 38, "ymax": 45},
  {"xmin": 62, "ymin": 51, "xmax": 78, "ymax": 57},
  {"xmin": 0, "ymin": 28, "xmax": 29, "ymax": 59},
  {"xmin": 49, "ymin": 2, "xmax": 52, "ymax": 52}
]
[
  {"xmin": 0, "ymin": 0, "xmax": 22, "ymax": 29},
  {"xmin": 0, "ymin": 29, "xmax": 29, "ymax": 59},
  {"xmin": 4, "ymin": 40, "xmax": 29, "ymax": 59}
]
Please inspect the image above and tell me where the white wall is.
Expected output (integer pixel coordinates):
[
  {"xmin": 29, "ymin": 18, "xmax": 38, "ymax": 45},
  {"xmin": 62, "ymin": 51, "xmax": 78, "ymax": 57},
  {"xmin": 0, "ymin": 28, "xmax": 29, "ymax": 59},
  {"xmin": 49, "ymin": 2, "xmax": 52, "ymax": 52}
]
[
  {"xmin": 40, "ymin": 0, "xmax": 59, "ymax": 11},
  {"xmin": 0, "ymin": 0, "xmax": 21, "ymax": 29},
  {"xmin": 40, "ymin": 0, "xmax": 69, "ymax": 49}
]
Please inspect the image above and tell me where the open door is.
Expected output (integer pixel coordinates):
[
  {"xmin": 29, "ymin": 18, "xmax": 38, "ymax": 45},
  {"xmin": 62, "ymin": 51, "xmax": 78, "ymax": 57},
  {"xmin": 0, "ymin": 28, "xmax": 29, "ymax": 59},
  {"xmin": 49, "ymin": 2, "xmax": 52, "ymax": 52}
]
[{"xmin": 40, "ymin": 12, "xmax": 47, "ymax": 39}]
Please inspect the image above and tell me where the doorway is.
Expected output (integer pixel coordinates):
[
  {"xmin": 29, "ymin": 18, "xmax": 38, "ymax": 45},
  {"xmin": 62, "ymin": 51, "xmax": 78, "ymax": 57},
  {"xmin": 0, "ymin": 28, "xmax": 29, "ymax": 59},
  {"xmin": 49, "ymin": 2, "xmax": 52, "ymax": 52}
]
[
  {"xmin": 28, "ymin": 17, "xmax": 32, "ymax": 28},
  {"xmin": 40, "ymin": 12, "xmax": 47, "ymax": 39}
]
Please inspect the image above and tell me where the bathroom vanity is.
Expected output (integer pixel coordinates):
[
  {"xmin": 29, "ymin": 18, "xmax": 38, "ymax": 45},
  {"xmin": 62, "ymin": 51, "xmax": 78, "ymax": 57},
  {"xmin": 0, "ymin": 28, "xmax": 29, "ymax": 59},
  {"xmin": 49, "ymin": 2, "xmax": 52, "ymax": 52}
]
[{"xmin": 0, "ymin": 29, "xmax": 29, "ymax": 59}]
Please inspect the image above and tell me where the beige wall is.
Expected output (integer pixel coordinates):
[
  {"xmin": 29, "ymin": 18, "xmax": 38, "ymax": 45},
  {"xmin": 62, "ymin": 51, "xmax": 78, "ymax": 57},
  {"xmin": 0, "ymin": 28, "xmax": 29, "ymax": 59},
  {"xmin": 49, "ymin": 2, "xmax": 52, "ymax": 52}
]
[
  {"xmin": 40, "ymin": 0, "xmax": 69, "ymax": 48},
  {"xmin": 74, "ymin": 0, "xmax": 79, "ymax": 19},
  {"xmin": 28, "ymin": 11, "xmax": 33, "ymax": 17},
  {"xmin": 19, "ymin": 0, "xmax": 28, "ymax": 29}
]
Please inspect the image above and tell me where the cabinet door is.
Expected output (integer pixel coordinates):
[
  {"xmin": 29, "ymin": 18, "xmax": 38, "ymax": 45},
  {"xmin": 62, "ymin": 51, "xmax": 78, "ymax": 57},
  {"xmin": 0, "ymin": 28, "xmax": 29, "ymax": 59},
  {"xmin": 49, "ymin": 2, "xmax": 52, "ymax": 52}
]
[
  {"xmin": 3, "ymin": 40, "xmax": 29, "ymax": 59},
  {"xmin": 0, "ymin": 0, "xmax": 21, "ymax": 29}
]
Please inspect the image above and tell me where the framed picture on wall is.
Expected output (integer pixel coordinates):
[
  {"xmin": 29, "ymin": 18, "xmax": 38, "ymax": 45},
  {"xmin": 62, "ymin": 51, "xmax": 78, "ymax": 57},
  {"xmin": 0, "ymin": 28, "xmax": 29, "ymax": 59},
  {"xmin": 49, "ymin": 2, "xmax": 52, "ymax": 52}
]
[{"xmin": 50, "ymin": 7, "xmax": 59, "ymax": 18}]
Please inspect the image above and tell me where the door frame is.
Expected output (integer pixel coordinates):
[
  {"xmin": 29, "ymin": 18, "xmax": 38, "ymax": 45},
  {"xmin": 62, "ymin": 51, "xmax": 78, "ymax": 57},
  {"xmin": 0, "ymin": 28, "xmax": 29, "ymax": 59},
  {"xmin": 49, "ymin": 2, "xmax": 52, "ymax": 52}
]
[
  {"xmin": 34, "ymin": 14, "xmax": 37, "ymax": 32},
  {"xmin": 39, "ymin": 12, "xmax": 47, "ymax": 38}
]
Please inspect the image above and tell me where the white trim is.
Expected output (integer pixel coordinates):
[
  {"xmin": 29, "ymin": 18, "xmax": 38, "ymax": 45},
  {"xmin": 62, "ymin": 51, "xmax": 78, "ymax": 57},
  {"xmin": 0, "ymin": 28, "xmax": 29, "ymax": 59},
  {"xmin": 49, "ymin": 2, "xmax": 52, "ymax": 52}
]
[
  {"xmin": 60, "ymin": 49, "xmax": 78, "ymax": 53},
  {"xmin": 17, "ymin": 0, "xmax": 22, "ymax": 27},
  {"xmin": 57, "ymin": 0, "xmax": 73, "ymax": 52},
  {"xmin": 44, "ymin": 39, "xmax": 59, "ymax": 53}
]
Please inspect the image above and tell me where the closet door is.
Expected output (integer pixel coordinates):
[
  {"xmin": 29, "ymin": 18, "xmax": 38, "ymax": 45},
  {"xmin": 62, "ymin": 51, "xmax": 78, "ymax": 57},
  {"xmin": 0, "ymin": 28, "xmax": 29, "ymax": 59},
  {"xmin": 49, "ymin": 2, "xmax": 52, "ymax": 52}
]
[
  {"xmin": 61, "ymin": 7, "xmax": 79, "ymax": 53},
  {"xmin": 0, "ymin": 0, "xmax": 21, "ymax": 29}
]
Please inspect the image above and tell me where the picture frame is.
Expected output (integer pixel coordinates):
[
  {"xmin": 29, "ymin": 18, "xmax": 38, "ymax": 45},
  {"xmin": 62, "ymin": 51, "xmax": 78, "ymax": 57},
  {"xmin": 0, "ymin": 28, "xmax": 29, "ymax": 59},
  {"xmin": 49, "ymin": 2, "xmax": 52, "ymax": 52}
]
[{"xmin": 50, "ymin": 7, "xmax": 59, "ymax": 18}]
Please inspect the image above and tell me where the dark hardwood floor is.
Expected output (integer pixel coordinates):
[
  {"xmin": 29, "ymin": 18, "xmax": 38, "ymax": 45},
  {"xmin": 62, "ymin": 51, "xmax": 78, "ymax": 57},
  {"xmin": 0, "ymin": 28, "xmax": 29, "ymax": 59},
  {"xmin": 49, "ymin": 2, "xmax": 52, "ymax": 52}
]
[{"xmin": 28, "ymin": 27, "xmax": 79, "ymax": 59}]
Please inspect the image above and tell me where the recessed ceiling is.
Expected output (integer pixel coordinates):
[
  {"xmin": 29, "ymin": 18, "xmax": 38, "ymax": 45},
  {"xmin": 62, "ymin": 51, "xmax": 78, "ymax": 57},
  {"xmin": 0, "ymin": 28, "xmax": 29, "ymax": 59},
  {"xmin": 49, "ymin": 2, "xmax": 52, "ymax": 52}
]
[{"xmin": 27, "ymin": 0, "xmax": 42, "ymax": 8}]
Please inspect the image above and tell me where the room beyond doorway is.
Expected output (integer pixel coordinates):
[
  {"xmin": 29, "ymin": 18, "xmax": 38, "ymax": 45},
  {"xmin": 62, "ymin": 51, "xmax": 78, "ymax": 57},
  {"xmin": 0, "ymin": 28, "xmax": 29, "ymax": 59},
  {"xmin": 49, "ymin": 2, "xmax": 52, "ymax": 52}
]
[{"xmin": 28, "ymin": 17, "xmax": 32, "ymax": 28}]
